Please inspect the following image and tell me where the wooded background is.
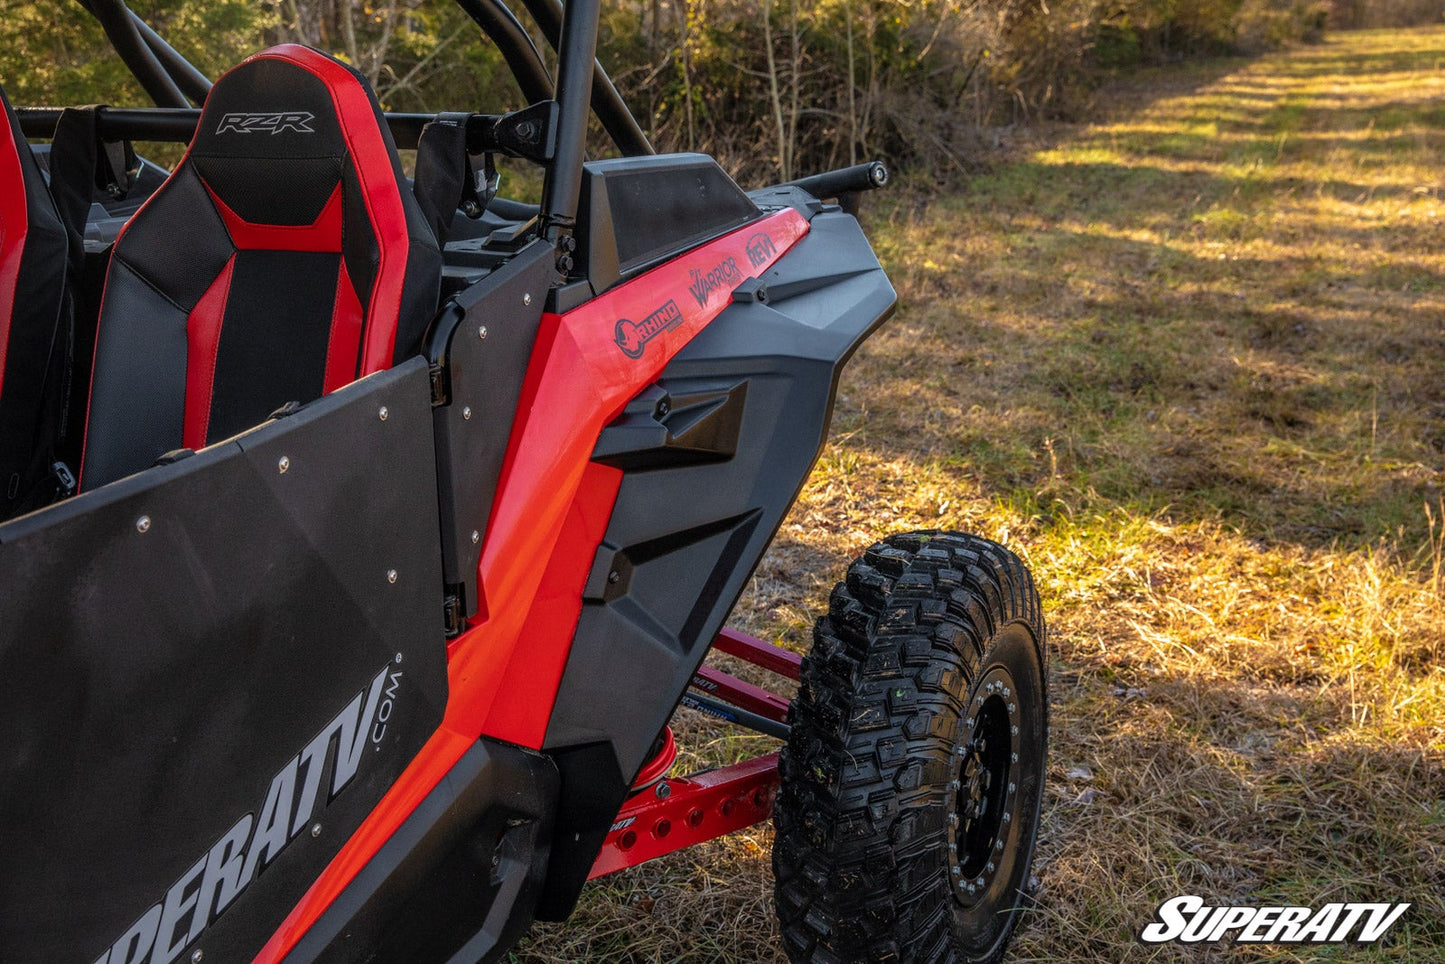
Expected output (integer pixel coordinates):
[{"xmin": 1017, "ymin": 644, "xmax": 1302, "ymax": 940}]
[{"xmin": 3, "ymin": 0, "xmax": 1441, "ymax": 183}]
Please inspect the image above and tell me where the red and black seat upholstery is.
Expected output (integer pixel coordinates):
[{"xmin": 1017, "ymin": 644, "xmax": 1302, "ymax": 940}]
[
  {"xmin": 80, "ymin": 44, "xmax": 442, "ymax": 489},
  {"xmin": 0, "ymin": 84, "xmax": 72, "ymax": 519}
]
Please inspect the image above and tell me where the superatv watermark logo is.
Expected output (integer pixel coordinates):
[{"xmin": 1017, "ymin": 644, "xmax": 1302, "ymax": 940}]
[
  {"xmin": 96, "ymin": 662, "xmax": 404, "ymax": 964},
  {"xmin": 614, "ymin": 299, "xmax": 684, "ymax": 359},
  {"xmin": 744, "ymin": 231, "xmax": 777, "ymax": 268},
  {"xmin": 1141, "ymin": 895, "xmax": 1410, "ymax": 945},
  {"xmin": 687, "ymin": 256, "xmax": 742, "ymax": 308},
  {"xmin": 215, "ymin": 111, "xmax": 316, "ymax": 135}
]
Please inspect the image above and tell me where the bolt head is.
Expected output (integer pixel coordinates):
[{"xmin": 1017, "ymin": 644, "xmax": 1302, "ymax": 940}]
[
  {"xmin": 310, "ymin": 823, "xmax": 322, "ymax": 838},
  {"xmin": 987, "ymin": 861, "xmax": 996, "ymax": 872},
  {"xmin": 952, "ymin": 866, "xmax": 962, "ymax": 877},
  {"xmin": 1011, "ymin": 753, "xmax": 1019, "ymax": 763},
  {"xmin": 1008, "ymin": 703, "xmax": 1016, "ymax": 713},
  {"xmin": 471, "ymin": 530, "xmax": 481, "ymax": 545},
  {"xmin": 462, "ymin": 406, "xmax": 473, "ymax": 420},
  {"xmin": 1011, "ymin": 725, "xmax": 1019, "ymax": 735},
  {"xmin": 387, "ymin": 569, "xmax": 398, "ymax": 584},
  {"xmin": 1002, "ymin": 687, "xmax": 1010, "ymax": 697},
  {"xmin": 523, "ymin": 292, "xmax": 532, "ymax": 306},
  {"xmin": 378, "ymin": 406, "xmax": 389, "ymax": 421},
  {"xmin": 478, "ymin": 326, "xmax": 488, "ymax": 340},
  {"xmin": 191, "ymin": 951, "xmax": 204, "ymax": 964},
  {"xmin": 996, "ymin": 839, "xmax": 1004, "ymax": 851},
  {"xmin": 1002, "ymin": 812, "xmax": 1011, "ymax": 822},
  {"xmin": 136, "ymin": 515, "xmax": 151, "ymax": 533},
  {"xmin": 1008, "ymin": 782, "xmax": 1016, "ymax": 793},
  {"xmin": 278, "ymin": 455, "xmax": 290, "ymax": 473},
  {"xmin": 654, "ymin": 781, "xmax": 671, "ymax": 800},
  {"xmin": 966, "ymin": 883, "xmax": 976, "ymax": 894}
]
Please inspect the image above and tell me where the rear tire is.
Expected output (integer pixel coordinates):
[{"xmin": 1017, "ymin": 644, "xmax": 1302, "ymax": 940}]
[{"xmin": 774, "ymin": 531, "xmax": 1047, "ymax": 963}]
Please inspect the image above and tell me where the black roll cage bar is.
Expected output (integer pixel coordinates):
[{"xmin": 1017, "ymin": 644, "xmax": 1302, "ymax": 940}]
[
  {"xmin": 32, "ymin": 0, "xmax": 654, "ymax": 251},
  {"xmin": 26, "ymin": 0, "xmax": 892, "ymax": 260}
]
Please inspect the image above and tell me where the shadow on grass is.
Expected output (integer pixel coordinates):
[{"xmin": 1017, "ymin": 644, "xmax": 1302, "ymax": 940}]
[{"xmin": 851, "ymin": 26, "xmax": 1445, "ymax": 551}]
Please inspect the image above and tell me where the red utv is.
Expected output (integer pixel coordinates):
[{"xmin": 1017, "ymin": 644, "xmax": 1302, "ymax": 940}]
[{"xmin": 0, "ymin": 1, "xmax": 1049, "ymax": 961}]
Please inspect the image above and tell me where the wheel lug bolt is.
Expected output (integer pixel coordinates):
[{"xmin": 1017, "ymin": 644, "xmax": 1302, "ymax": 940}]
[
  {"xmin": 967, "ymin": 884, "xmax": 976, "ymax": 894},
  {"xmin": 1002, "ymin": 687, "xmax": 1010, "ymax": 697},
  {"xmin": 1008, "ymin": 703, "xmax": 1015, "ymax": 713},
  {"xmin": 1011, "ymin": 753, "xmax": 1019, "ymax": 763},
  {"xmin": 1011, "ymin": 725, "xmax": 1019, "ymax": 735},
  {"xmin": 987, "ymin": 861, "xmax": 996, "ymax": 872}
]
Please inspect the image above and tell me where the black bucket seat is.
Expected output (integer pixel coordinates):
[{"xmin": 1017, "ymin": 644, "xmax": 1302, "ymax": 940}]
[{"xmin": 80, "ymin": 44, "xmax": 442, "ymax": 489}]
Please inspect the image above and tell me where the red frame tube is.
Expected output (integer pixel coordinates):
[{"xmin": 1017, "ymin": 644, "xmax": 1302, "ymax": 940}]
[
  {"xmin": 690, "ymin": 666, "xmax": 789, "ymax": 724},
  {"xmin": 712, "ymin": 626, "xmax": 801, "ymax": 681}
]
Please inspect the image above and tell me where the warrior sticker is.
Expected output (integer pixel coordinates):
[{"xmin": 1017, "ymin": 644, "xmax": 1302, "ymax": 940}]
[
  {"xmin": 687, "ymin": 256, "xmax": 742, "ymax": 308},
  {"xmin": 615, "ymin": 300, "xmax": 685, "ymax": 359}
]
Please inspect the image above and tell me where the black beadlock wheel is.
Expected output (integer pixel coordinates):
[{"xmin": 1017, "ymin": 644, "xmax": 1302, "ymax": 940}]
[{"xmin": 773, "ymin": 531, "xmax": 1048, "ymax": 964}]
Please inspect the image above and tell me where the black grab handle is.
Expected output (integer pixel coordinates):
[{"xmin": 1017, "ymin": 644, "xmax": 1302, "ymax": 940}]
[{"xmin": 781, "ymin": 160, "xmax": 890, "ymax": 201}]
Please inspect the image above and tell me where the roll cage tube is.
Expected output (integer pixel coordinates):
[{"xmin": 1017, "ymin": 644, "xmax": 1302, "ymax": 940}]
[
  {"xmin": 75, "ymin": 0, "xmax": 651, "ymax": 158},
  {"xmin": 16, "ymin": 106, "xmax": 551, "ymax": 155},
  {"xmin": 538, "ymin": 0, "xmax": 599, "ymax": 245},
  {"xmin": 515, "ymin": 0, "xmax": 652, "ymax": 157},
  {"xmin": 80, "ymin": 0, "xmax": 190, "ymax": 107}
]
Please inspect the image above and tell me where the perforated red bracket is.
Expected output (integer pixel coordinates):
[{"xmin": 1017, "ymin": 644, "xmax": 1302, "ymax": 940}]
[
  {"xmin": 589, "ymin": 753, "xmax": 780, "ymax": 879},
  {"xmin": 588, "ymin": 627, "xmax": 802, "ymax": 878}
]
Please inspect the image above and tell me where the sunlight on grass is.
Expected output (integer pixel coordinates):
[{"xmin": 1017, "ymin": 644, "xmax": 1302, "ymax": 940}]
[{"xmin": 515, "ymin": 27, "xmax": 1445, "ymax": 963}]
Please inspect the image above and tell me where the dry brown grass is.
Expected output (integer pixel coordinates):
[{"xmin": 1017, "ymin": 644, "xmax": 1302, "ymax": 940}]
[{"xmin": 513, "ymin": 27, "xmax": 1445, "ymax": 963}]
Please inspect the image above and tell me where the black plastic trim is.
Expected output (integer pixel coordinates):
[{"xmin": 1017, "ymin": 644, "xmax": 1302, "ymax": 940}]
[{"xmin": 290, "ymin": 739, "xmax": 558, "ymax": 964}]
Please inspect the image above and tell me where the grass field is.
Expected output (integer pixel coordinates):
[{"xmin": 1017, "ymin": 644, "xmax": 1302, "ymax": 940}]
[{"xmin": 515, "ymin": 26, "xmax": 1445, "ymax": 962}]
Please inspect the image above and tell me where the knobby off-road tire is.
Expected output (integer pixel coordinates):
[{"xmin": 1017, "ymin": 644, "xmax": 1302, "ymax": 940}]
[{"xmin": 774, "ymin": 531, "xmax": 1048, "ymax": 963}]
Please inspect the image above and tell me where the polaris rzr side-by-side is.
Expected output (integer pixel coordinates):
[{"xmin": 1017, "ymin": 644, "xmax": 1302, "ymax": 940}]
[{"xmin": 0, "ymin": 1, "xmax": 1049, "ymax": 961}]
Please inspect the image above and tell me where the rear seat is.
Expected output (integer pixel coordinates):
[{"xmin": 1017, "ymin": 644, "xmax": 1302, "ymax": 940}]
[
  {"xmin": 79, "ymin": 44, "xmax": 444, "ymax": 490},
  {"xmin": 0, "ymin": 85, "xmax": 75, "ymax": 520}
]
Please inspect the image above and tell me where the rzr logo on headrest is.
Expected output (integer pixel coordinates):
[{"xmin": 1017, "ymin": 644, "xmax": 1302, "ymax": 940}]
[{"xmin": 215, "ymin": 111, "xmax": 316, "ymax": 135}]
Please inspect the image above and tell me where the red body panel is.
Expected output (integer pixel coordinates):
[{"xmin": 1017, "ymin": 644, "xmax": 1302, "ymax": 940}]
[{"xmin": 255, "ymin": 207, "xmax": 809, "ymax": 961}]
